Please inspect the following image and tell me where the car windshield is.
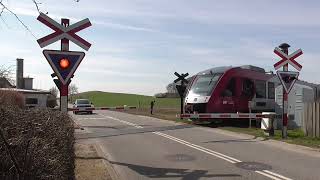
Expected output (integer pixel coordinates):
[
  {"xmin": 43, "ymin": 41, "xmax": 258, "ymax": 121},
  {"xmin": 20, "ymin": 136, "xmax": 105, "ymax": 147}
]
[
  {"xmin": 76, "ymin": 99, "xmax": 90, "ymax": 104},
  {"xmin": 189, "ymin": 74, "xmax": 222, "ymax": 96}
]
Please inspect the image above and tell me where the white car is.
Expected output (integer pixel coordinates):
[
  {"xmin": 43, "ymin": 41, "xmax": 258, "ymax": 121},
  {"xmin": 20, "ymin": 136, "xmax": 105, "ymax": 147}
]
[{"xmin": 73, "ymin": 99, "xmax": 94, "ymax": 114}]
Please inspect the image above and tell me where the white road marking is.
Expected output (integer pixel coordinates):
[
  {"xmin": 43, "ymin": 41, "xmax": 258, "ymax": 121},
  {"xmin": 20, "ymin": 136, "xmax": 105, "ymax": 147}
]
[
  {"xmin": 105, "ymin": 116, "xmax": 143, "ymax": 129},
  {"xmin": 263, "ymin": 170, "xmax": 293, "ymax": 180},
  {"xmin": 256, "ymin": 171, "xmax": 283, "ymax": 180},
  {"xmin": 102, "ymin": 115, "xmax": 293, "ymax": 180},
  {"xmin": 153, "ymin": 132, "xmax": 240, "ymax": 163}
]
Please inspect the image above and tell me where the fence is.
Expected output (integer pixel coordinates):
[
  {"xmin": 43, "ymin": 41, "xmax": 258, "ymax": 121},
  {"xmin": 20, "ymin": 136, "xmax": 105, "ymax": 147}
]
[{"xmin": 302, "ymin": 102, "xmax": 320, "ymax": 137}]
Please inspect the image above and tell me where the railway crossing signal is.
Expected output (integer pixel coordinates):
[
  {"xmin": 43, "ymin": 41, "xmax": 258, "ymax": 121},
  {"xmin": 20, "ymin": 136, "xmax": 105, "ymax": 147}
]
[
  {"xmin": 274, "ymin": 47, "xmax": 303, "ymax": 71},
  {"xmin": 174, "ymin": 72, "xmax": 189, "ymax": 97},
  {"xmin": 174, "ymin": 72, "xmax": 189, "ymax": 84},
  {"xmin": 273, "ymin": 43, "xmax": 303, "ymax": 139},
  {"xmin": 52, "ymin": 75, "xmax": 72, "ymax": 91},
  {"xmin": 174, "ymin": 72, "xmax": 189, "ymax": 119},
  {"xmin": 37, "ymin": 13, "xmax": 92, "ymax": 112},
  {"xmin": 277, "ymin": 71, "xmax": 299, "ymax": 94},
  {"xmin": 43, "ymin": 50, "xmax": 85, "ymax": 85},
  {"xmin": 37, "ymin": 12, "xmax": 92, "ymax": 51}
]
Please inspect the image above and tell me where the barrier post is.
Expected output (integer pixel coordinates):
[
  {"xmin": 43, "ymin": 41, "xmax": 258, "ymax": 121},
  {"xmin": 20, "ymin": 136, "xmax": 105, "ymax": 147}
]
[
  {"xmin": 248, "ymin": 101, "xmax": 252, "ymax": 128},
  {"xmin": 269, "ymin": 114, "xmax": 275, "ymax": 136}
]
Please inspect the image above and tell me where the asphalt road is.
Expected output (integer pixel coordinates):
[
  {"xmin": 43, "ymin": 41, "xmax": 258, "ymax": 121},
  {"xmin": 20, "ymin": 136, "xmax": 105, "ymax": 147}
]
[{"xmin": 73, "ymin": 110, "xmax": 320, "ymax": 180}]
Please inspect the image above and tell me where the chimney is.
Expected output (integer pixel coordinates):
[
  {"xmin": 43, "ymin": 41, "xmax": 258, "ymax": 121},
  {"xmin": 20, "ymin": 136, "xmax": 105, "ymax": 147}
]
[
  {"xmin": 24, "ymin": 77, "xmax": 33, "ymax": 90},
  {"xmin": 16, "ymin": 58, "xmax": 24, "ymax": 89}
]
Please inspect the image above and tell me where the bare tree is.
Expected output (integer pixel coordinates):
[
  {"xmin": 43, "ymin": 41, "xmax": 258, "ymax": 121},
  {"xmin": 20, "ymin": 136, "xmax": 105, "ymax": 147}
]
[
  {"xmin": 47, "ymin": 87, "xmax": 58, "ymax": 108},
  {"xmin": 49, "ymin": 87, "xmax": 58, "ymax": 98},
  {"xmin": 68, "ymin": 84, "xmax": 78, "ymax": 102},
  {"xmin": 0, "ymin": 65, "xmax": 14, "ymax": 85}
]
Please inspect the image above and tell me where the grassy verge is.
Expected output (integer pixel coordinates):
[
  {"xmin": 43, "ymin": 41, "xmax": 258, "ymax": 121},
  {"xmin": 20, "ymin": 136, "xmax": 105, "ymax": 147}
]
[
  {"xmin": 126, "ymin": 108, "xmax": 180, "ymax": 121},
  {"xmin": 219, "ymin": 127, "xmax": 320, "ymax": 149}
]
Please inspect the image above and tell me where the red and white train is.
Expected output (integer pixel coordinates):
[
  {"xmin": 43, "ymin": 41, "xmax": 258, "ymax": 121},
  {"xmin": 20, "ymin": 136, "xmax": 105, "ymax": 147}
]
[{"xmin": 184, "ymin": 65, "xmax": 278, "ymax": 116}]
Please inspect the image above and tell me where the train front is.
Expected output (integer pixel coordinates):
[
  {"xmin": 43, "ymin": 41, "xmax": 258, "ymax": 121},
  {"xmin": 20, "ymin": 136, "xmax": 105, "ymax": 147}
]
[{"xmin": 184, "ymin": 67, "xmax": 229, "ymax": 114}]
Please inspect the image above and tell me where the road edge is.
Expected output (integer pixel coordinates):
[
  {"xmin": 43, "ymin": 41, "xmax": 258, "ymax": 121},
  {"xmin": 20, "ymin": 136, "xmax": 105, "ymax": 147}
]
[{"xmin": 93, "ymin": 142, "xmax": 122, "ymax": 180}]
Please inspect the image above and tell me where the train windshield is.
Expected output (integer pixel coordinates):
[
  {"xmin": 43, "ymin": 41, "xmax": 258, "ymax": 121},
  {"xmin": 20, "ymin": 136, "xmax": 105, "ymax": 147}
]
[{"xmin": 190, "ymin": 74, "xmax": 222, "ymax": 96}]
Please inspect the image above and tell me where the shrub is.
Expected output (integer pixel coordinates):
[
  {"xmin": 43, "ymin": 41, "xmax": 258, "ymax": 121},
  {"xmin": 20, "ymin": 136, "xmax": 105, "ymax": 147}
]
[
  {"xmin": 0, "ymin": 90, "xmax": 24, "ymax": 108},
  {"xmin": 0, "ymin": 107, "xmax": 75, "ymax": 180},
  {"xmin": 154, "ymin": 93, "xmax": 166, "ymax": 98},
  {"xmin": 47, "ymin": 94, "xmax": 57, "ymax": 108}
]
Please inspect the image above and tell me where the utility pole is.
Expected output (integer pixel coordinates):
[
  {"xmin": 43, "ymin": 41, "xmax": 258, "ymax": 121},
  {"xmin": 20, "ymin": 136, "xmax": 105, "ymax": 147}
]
[{"xmin": 60, "ymin": 18, "xmax": 70, "ymax": 113}]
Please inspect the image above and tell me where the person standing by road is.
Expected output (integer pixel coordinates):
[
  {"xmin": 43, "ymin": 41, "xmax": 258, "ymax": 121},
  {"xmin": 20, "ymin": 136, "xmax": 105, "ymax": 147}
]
[{"xmin": 150, "ymin": 100, "xmax": 155, "ymax": 114}]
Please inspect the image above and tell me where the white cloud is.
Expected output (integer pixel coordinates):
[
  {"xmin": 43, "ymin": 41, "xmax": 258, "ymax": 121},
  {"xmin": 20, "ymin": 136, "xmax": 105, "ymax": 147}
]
[{"xmin": 93, "ymin": 20, "xmax": 157, "ymax": 32}]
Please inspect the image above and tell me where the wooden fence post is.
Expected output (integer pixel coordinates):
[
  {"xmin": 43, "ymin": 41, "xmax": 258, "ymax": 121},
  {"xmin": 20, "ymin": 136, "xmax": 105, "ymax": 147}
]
[
  {"xmin": 316, "ymin": 102, "xmax": 320, "ymax": 138},
  {"xmin": 302, "ymin": 103, "xmax": 307, "ymax": 135},
  {"xmin": 308, "ymin": 103, "xmax": 313, "ymax": 136},
  {"xmin": 313, "ymin": 103, "xmax": 316, "ymax": 137}
]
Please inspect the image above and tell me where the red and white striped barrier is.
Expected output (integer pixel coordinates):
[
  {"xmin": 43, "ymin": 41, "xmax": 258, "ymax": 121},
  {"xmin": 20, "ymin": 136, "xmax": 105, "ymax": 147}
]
[
  {"xmin": 68, "ymin": 106, "xmax": 137, "ymax": 112},
  {"xmin": 178, "ymin": 113, "xmax": 277, "ymax": 119}
]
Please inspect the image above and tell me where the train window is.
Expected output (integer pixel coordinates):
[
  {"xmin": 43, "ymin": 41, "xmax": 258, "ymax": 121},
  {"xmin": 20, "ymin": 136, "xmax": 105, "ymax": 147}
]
[
  {"xmin": 242, "ymin": 79, "xmax": 254, "ymax": 97},
  {"xmin": 222, "ymin": 78, "xmax": 236, "ymax": 97},
  {"xmin": 268, "ymin": 82, "xmax": 275, "ymax": 99},
  {"xmin": 255, "ymin": 80, "xmax": 266, "ymax": 98},
  {"xmin": 189, "ymin": 74, "xmax": 222, "ymax": 96}
]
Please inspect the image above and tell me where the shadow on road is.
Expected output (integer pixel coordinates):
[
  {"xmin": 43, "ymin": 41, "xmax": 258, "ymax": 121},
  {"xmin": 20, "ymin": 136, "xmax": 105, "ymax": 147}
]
[
  {"xmin": 197, "ymin": 119, "xmax": 259, "ymax": 128},
  {"xmin": 76, "ymin": 124, "xmax": 194, "ymax": 140},
  {"xmin": 111, "ymin": 161, "xmax": 242, "ymax": 179},
  {"xmin": 76, "ymin": 155, "xmax": 241, "ymax": 180}
]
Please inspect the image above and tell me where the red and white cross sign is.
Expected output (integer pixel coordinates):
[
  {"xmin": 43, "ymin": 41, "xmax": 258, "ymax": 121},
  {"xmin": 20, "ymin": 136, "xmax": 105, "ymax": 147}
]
[
  {"xmin": 37, "ymin": 13, "xmax": 92, "ymax": 51},
  {"xmin": 273, "ymin": 47, "xmax": 303, "ymax": 71}
]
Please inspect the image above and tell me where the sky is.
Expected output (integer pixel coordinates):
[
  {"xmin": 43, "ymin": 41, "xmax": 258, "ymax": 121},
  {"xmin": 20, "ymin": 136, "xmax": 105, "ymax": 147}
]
[{"xmin": 1, "ymin": 0, "xmax": 320, "ymax": 95}]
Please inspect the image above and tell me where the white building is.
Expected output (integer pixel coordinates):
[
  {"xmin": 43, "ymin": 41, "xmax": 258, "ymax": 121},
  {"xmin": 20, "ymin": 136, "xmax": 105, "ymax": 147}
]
[
  {"xmin": 0, "ymin": 58, "xmax": 52, "ymax": 108},
  {"xmin": 275, "ymin": 81, "xmax": 319, "ymax": 129},
  {"xmin": 0, "ymin": 88, "xmax": 50, "ymax": 108}
]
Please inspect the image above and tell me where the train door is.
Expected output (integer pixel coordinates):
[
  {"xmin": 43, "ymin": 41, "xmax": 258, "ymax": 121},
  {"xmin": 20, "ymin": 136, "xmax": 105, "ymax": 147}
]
[
  {"xmin": 237, "ymin": 78, "xmax": 255, "ymax": 112},
  {"xmin": 220, "ymin": 77, "xmax": 236, "ymax": 112}
]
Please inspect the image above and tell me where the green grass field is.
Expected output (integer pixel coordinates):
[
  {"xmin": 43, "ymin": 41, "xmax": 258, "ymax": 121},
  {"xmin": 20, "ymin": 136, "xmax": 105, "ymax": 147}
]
[{"xmin": 73, "ymin": 91, "xmax": 180, "ymax": 109}]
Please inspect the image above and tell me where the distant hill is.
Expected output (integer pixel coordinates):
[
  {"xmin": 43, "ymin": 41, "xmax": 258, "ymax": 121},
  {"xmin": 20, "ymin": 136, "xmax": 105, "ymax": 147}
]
[{"xmin": 74, "ymin": 91, "xmax": 179, "ymax": 108}]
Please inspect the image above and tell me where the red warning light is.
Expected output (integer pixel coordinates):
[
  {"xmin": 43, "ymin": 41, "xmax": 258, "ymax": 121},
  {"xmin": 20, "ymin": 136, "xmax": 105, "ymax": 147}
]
[{"xmin": 59, "ymin": 58, "xmax": 70, "ymax": 69}]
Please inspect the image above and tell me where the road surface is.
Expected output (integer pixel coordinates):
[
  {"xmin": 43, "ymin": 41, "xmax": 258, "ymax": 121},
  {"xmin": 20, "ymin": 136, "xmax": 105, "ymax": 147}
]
[{"xmin": 73, "ymin": 110, "xmax": 320, "ymax": 180}]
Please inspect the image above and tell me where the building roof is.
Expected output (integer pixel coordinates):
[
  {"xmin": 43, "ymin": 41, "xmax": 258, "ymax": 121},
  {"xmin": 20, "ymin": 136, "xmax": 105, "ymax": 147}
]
[
  {"xmin": 0, "ymin": 88, "xmax": 50, "ymax": 94},
  {"xmin": 0, "ymin": 77, "xmax": 13, "ymax": 88}
]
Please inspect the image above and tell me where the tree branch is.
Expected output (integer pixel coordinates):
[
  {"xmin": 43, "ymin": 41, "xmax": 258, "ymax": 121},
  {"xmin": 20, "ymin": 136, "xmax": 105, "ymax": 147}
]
[
  {"xmin": 32, "ymin": 0, "xmax": 41, "ymax": 13},
  {"xmin": 0, "ymin": 1, "xmax": 37, "ymax": 39},
  {"xmin": 0, "ymin": 65, "xmax": 15, "ymax": 85},
  {"xmin": 0, "ymin": 0, "xmax": 79, "ymax": 39},
  {"xmin": 0, "ymin": 4, "xmax": 4, "ymax": 16}
]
